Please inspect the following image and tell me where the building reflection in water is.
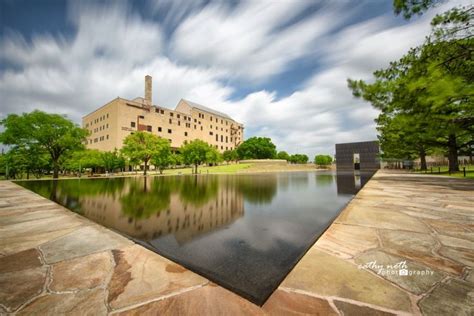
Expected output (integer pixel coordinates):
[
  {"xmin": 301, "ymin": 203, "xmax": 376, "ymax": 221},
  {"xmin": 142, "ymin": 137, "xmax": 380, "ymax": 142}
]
[
  {"xmin": 336, "ymin": 171, "xmax": 373, "ymax": 194},
  {"xmin": 78, "ymin": 176, "xmax": 247, "ymax": 243},
  {"xmin": 27, "ymin": 174, "xmax": 278, "ymax": 245}
]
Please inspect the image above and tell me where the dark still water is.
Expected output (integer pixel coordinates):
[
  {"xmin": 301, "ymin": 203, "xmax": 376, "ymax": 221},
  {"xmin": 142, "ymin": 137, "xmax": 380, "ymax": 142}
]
[{"xmin": 16, "ymin": 171, "xmax": 372, "ymax": 305}]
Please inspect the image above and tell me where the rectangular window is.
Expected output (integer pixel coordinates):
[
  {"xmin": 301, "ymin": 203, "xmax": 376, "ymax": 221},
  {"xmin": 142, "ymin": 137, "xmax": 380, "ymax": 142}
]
[
  {"xmin": 106, "ymin": 135, "xmax": 109, "ymax": 140},
  {"xmin": 177, "ymin": 114, "xmax": 180, "ymax": 119},
  {"xmin": 158, "ymin": 127, "xmax": 162, "ymax": 132},
  {"xmin": 198, "ymin": 121, "xmax": 201, "ymax": 125},
  {"xmin": 226, "ymin": 136, "xmax": 228, "ymax": 143},
  {"xmin": 200, "ymin": 126, "xmax": 203, "ymax": 131},
  {"xmin": 210, "ymin": 131, "xmax": 213, "ymax": 136},
  {"xmin": 106, "ymin": 124, "xmax": 109, "ymax": 128},
  {"xmin": 169, "ymin": 118, "xmax": 172, "ymax": 124},
  {"xmin": 210, "ymin": 117, "xmax": 213, "ymax": 121},
  {"xmin": 170, "ymin": 113, "xmax": 173, "ymax": 117},
  {"xmin": 178, "ymin": 121, "xmax": 181, "ymax": 126},
  {"xmin": 160, "ymin": 110, "xmax": 164, "ymax": 114},
  {"xmin": 184, "ymin": 132, "xmax": 188, "ymax": 136},
  {"xmin": 139, "ymin": 115, "xmax": 144, "ymax": 119},
  {"xmin": 168, "ymin": 129, "xmax": 172, "ymax": 134},
  {"xmin": 147, "ymin": 125, "xmax": 152, "ymax": 132},
  {"xmin": 131, "ymin": 122, "xmax": 136, "ymax": 128},
  {"xmin": 216, "ymin": 134, "xmax": 218, "ymax": 141},
  {"xmin": 194, "ymin": 118, "xmax": 197, "ymax": 123},
  {"xmin": 107, "ymin": 113, "xmax": 109, "ymax": 118},
  {"xmin": 221, "ymin": 135, "xmax": 223, "ymax": 142}
]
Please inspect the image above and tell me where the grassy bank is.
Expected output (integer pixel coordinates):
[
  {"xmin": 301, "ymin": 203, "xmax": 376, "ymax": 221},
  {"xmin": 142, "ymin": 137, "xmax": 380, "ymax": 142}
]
[{"xmin": 414, "ymin": 165, "xmax": 474, "ymax": 179}]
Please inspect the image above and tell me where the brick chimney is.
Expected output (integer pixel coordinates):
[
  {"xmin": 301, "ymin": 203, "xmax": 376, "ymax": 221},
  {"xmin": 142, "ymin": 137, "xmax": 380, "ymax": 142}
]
[{"xmin": 145, "ymin": 75, "xmax": 152, "ymax": 106}]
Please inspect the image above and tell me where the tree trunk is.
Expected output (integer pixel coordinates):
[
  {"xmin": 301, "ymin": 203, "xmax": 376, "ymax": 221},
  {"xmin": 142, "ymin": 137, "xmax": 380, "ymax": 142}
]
[
  {"xmin": 144, "ymin": 160, "xmax": 148, "ymax": 176},
  {"xmin": 53, "ymin": 160, "xmax": 59, "ymax": 179},
  {"xmin": 419, "ymin": 148, "xmax": 427, "ymax": 171},
  {"xmin": 447, "ymin": 134, "xmax": 459, "ymax": 172}
]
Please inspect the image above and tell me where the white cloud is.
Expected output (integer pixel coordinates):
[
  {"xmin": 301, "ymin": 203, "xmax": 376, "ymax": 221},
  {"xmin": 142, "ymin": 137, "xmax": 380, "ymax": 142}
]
[{"xmin": 0, "ymin": 0, "xmax": 468, "ymax": 157}]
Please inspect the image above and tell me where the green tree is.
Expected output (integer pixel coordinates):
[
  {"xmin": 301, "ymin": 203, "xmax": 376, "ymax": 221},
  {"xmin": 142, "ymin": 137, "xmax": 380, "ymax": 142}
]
[
  {"xmin": 101, "ymin": 149, "xmax": 125, "ymax": 173},
  {"xmin": 206, "ymin": 147, "xmax": 223, "ymax": 166},
  {"xmin": 315, "ymin": 155, "xmax": 333, "ymax": 166},
  {"xmin": 236, "ymin": 137, "xmax": 277, "ymax": 160},
  {"xmin": 121, "ymin": 132, "xmax": 165, "ymax": 176},
  {"xmin": 348, "ymin": 4, "xmax": 473, "ymax": 172},
  {"xmin": 0, "ymin": 110, "xmax": 88, "ymax": 178},
  {"xmin": 150, "ymin": 138, "xmax": 172, "ymax": 174},
  {"xmin": 276, "ymin": 151, "xmax": 290, "ymax": 161},
  {"xmin": 223, "ymin": 149, "xmax": 238, "ymax": 163},
  {"xmin": 180, "ymin": 139, "xmax": 215, "ymax": 174},
  {"xmin": 289, "ymin": 154, "xmax": 309, "ymax": 164},
  {"xmin": 64, "ymin": 149, "xmax": 103, "ymax": 175},
  {"xmin": 170, "ymin": 153, "xmax": 183, "ymax": 167}
]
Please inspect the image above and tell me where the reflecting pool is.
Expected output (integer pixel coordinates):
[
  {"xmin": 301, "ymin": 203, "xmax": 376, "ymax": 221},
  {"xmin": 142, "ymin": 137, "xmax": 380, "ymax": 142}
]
[{"xmin": 16, "ymin": 171, "xmax": 372, "ymax": 305}]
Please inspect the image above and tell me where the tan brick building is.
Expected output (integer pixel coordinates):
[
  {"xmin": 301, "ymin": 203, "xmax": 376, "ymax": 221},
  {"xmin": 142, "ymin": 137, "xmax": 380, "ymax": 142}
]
[{"xmin": 82, "ymin": 75, "xmax": 244, "ymax": 152}]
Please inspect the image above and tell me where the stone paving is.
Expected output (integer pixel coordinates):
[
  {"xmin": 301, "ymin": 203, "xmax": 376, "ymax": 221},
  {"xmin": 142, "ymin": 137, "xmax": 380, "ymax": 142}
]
[{"xmin": 0, "ymin": 170, "xmax": 473, "ymax": 315}]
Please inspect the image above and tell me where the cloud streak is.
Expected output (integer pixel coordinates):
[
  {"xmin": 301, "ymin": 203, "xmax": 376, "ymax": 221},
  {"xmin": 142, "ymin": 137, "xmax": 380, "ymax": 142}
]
[{"xmin": 0, "ymin": 0, "xmax": 466, "ymax": 157}]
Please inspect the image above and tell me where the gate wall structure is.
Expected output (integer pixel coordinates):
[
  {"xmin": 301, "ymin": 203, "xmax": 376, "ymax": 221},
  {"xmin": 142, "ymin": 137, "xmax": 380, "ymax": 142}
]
[{"xmin": 335, "ymin": 141, "xmax": 380, "ymax": 171}]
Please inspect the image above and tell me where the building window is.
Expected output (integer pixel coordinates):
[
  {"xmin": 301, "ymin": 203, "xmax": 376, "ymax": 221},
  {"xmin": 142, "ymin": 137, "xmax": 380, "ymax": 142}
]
[
  {"xmin": 106, "ymin": 135, "xmax": 109, "ymax": 140},
  {"xmin": 170, "ymin": 113, "xmax": 174, "ymax": 117},
  {"xmin": 221, "ymin": 119, "xmax": 223, "ymax": 124},
  {"xmin": 184, "ymin": 132, "xmax": 188, "ymax": 136},
  {"xmin": 139, "ymin": 115, "xmax": 144, "ymax": 119},
  {"xmin": 209, "ymin": 131, "xmax": 213, "ymax": 136},
  {"xmin": 200, "ymin": 126, "xmax": 203, "ymax": 131},
  {"xmin": 168, "ymin": 139, "xmax": 172, "ymax": 143},
  {"xmin": 189, "ymin": 117, "xmax": 191, "ymax": 121},
  {"xmin": 169, "ymin": 118, "xmax": 172, "ymax": 124},
  {"xmin": 107, "ymin": 113, "xmax": 109, "ymax": 118},
  {"xmin": 106, "ymin": 124, "xmax": 109, "ymax": 128},
  {"xmin": 168, "ymin": 129, "xmax": 172, "ymax": 134},
  {"xmin": 221, "ymin": 146, "xmax": 223, "ymax": 150},
  {"xmin": 178, "ymin": 121, "xmax": 181, "ymax": 126},
  {"xmin": 198, "ymin": 121, "xmax": 201, "ymax": 125},
  {"xmin": 147, "ymin": 125, "xmax": 152, "ymax": 132},
  {"xmin": 194, "ymin": 118, "xmax": 197, "ymax": 123},
  {"xmin": 158, "ymin": 127, "xmax": 162, "ymax": 132},
  {"xmin": 216, "ymin": 134, "xmax": 218, "ymax": 141},
  {"xmin": 226, "ymin": 136, "xmax": 228, "ymax": 143},
  {"xmin": 131, "ymin": 122, "xmax": 136, "ymax": 128},
  {"xmin": 194, "ymin": 125, "xmax": 196, "ymax": 129},
  {"xmin": 210, "ymin": 117, "xmax": 213, "ymax": 121},
  {"xmin": 160, "ymin": 110, "xmax": 164, "ymax": 114}
]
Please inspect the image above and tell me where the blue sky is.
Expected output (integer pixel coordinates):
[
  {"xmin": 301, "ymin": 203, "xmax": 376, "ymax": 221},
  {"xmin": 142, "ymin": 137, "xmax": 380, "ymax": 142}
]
[{"xmin": 0, "ymin": 0, "xmax": 467, "ymax": 156}]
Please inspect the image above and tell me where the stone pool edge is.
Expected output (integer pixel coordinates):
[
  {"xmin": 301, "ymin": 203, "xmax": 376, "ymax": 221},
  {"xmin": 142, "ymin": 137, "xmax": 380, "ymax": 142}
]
[{"xmin": 2, "ymin": 170, "xmax": 473, "ymax": 315}]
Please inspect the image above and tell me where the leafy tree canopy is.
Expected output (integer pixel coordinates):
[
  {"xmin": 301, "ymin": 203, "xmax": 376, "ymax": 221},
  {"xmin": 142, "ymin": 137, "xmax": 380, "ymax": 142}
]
[
  {"xmin": 236, "ymin": 137, "xmax": 277, "ymax": 160},
  {"xmin": 180, "ymin": 139, "xmax": 216, "ymax": 173},
  {"xmin": 0, "ymin": 110, "xmax": 88, "ymax": 178},
  {"xmin": 276, "ymin": 151, "xmax": 290, "ymax": 161},
  {"xmin": 315, "ymin": 155, "xmax": 333, "ymax": 166},
  {"xmin": 121, "ymin": 132, "xmax": 166, "ymax": 175}
]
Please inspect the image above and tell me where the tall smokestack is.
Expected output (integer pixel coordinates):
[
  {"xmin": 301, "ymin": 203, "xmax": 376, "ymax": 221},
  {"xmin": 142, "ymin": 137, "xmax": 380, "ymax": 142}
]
[{"xmin": 145, "ymin": 75, "xmax": 152, "ymax": 106}]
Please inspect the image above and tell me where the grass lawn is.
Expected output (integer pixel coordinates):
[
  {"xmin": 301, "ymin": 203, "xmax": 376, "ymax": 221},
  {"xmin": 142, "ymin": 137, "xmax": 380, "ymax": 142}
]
[
  {"xmin": 161, "ymin": 163, "xmax": 252, "ymax": 175},
  {"xmin": 415, "ymin": 165, "xmax": 474, "ymax": 179}
]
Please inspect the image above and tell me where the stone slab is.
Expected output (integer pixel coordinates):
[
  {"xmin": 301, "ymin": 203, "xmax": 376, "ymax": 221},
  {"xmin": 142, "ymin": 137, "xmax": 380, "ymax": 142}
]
[
  {"xmin": 281, "ymin": 248, "xmax": 413, "ymax": 312},
  {"xmin": 40, "ymin": 226, "xmax": 133, "ymax": 264},
  {"xmin": 50, "ymin": 251, "xmax": 113, "ymax": 292},
  {"xmin": 108, "ymin": 245, "xmax": 208, "ymax": 310},
  {"xmin": 0, "ymin": 266, "xmax": 47, "ymax": 312}
]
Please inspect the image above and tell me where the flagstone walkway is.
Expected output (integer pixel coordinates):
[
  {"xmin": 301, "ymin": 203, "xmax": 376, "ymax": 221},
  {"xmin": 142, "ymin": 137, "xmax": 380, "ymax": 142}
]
[{"xmin": 0, "ymin": 171, "xmax": 473, "ymax": 315}]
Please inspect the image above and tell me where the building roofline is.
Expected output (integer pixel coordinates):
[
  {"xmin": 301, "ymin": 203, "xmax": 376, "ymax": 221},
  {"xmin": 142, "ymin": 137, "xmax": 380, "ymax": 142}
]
[{"xmin": 179, "ymin": 98, "xmax": 238, "ymax": 122}]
